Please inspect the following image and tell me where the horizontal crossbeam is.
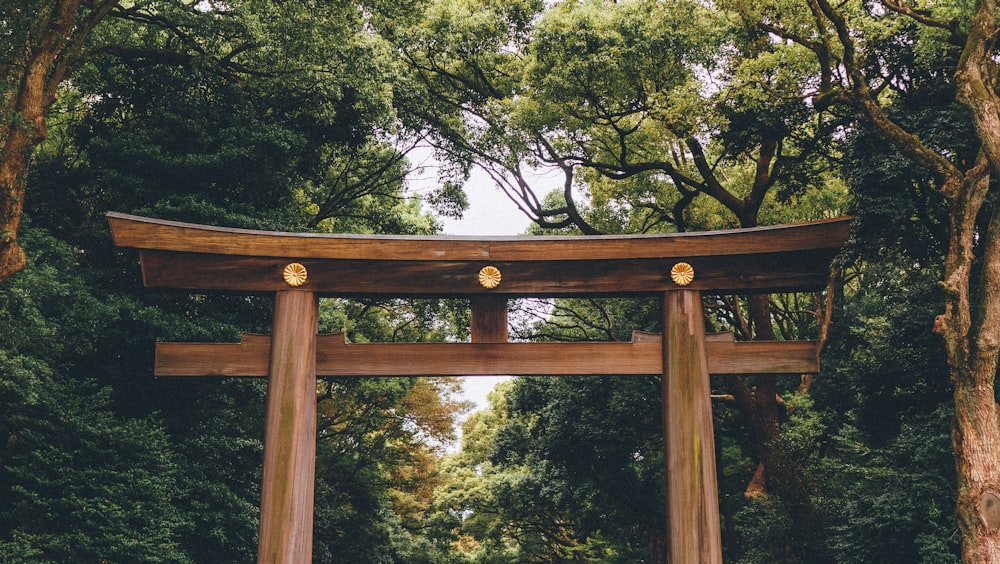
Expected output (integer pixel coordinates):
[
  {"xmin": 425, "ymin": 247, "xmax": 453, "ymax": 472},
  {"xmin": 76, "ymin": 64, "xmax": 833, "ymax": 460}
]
[{"xmin": 154, "ymin": 332, "xmax": 819, "ymax": 377}]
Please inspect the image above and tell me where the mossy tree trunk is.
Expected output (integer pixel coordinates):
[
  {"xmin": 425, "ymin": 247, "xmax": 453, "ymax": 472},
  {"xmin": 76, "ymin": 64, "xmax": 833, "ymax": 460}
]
[{"xmin": 948, "ymin": 0, "xmax": 1000, "ymax": 558}]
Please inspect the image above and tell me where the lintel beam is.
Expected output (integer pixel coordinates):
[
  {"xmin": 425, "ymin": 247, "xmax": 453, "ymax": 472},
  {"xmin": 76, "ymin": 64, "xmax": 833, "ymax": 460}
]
[{"xmin": 108, "ymin": 212, "xmax": 851, "ymax": 262}]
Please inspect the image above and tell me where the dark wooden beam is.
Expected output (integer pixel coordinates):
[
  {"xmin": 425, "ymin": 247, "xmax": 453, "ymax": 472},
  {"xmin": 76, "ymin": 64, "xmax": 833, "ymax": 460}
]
[
  {"xmin": 132, "ymin": 248, "xmax": 838, "ymax": 296},
  {"xmin": 108, "ymin": 213, "xmax": 851, "ymax": 295}
]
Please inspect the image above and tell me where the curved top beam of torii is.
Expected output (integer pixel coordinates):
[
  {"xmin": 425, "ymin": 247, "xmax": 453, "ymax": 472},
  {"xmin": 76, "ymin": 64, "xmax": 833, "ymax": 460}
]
[{"xmin": 107, "ymin": 212, "xmax": 851, "ymax": 296}]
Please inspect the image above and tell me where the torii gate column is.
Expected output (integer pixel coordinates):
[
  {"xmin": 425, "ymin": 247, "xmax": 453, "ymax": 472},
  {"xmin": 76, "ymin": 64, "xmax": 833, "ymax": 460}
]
[
  {"xmin": 662, "ymin": 290, "xmax": 722, "ymax": 563},
  {"xmin": 258, "ymin": 290, "xmax": 318, "ymax": 563}
]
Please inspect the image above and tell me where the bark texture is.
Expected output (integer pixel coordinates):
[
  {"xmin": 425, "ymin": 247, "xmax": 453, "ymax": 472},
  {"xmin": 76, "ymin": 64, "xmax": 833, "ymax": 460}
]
[
  {"xmin": 946, "ymin": 0, "xmax": 1000, "ymax": 559},
  {"xmin": 1, "ymin": 0, "xmax": 118, "ymax": 282}
]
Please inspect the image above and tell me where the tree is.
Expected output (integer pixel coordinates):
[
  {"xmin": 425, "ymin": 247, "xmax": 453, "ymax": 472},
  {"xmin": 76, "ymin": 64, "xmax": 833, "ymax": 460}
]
[
  {"xmin": 0, "ymin": 0, "xmax": 122, "ymax": 281},
  {"xmin": 719, "ymin": 0, "xmax": 1000, "ymax": 558},
  {"xmin": 1, "ymin": 0, "xmax": 451, "ymax": 282}
]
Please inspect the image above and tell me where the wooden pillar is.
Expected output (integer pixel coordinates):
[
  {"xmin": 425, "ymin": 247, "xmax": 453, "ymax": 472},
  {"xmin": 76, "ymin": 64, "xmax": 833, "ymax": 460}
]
[
  {"xmin": 471, "ymin": 295, "xmax": 508, "ymax": 343},
  {"xmin": 258, "ymin": 290, "xmax": 318, "ymax": 563},
  {"xmin": 661, "ymin": 290, "xmax": 722, "ymax": 563}
]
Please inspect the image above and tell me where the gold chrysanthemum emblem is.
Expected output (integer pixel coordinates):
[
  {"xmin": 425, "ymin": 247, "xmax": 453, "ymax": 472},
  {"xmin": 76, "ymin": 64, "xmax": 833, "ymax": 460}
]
[
  {"xmin": 670, "ymin": 262, "xmax": 695, "ymax": 286},
  {"xmin": 283, "ymin": 263, "xmax": 308, "ymax": 287},
  {"xmin": 478, "ymin": 265, "xmax": 502, "ymax": 289}
]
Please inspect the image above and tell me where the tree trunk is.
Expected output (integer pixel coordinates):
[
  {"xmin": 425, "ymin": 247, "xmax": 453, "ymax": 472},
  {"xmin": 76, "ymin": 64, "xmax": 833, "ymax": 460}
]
[
  {"xmin": 952, "ymin": 377, "xmax": 1000, "ymax": 562},
  {"xmin": 938, "ymin": 169, "xmax": 1000, "ymax": 562},
  {"xmin": 1, "ymin": 0, "xmax": 117, "ymax": 283},
  {"xmin": 0, "ymin": 9, "xmax": 61, "ymax": 281},
  {"xmin": 0, "ymin": 132, "xmax": 30, "ymax": 280},
  {"xmin": 948, "ymin": 0, "xmax": 1000, "ymax": 557}
]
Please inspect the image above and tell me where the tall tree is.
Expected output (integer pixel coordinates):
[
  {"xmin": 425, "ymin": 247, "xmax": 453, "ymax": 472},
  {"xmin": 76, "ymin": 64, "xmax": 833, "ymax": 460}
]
[
  {"xmin": 1, "ymin": 0, "xmax": 447, "ymax": 282},
  {"xmin": 720, "ymin": 0, "xmax": 1000, "ymax": 558}
]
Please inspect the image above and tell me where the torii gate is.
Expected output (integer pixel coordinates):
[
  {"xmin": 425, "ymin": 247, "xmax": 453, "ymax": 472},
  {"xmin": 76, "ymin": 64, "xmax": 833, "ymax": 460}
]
[{"xmin": 107, "ymin": 212, "xmax": 851, "ymax": 563}]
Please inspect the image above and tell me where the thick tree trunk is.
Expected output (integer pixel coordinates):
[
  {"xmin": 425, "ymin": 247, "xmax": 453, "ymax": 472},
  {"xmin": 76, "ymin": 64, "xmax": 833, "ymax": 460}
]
[
  {"xmin": 949, "ymin": 1, "xmax": 1000, "ymax": 557},
  {"xmin": 0, "ymin": 0, "xmax": 117, "ymax": 283},
  {"xmin": 0, "ymin": 10, "xmax": 60, "ymax": 281},
  {"xmin": 0, "ymin": 134, "xmax": 30, "ymax": 280},
  {"xmin": 952, "ymin": 378, "xmax": 1000, "ymax": 563},
  {"xmin": 922, "ymin": 160, "xmax": 1000, "ymax": 563},
  {"xmin": 939, "ymin": 170, "xmax": 1000, "ymax": 562},
  {"xmin": 946, "ymin": 309, "xmax": 1000, "ymax": 564}
]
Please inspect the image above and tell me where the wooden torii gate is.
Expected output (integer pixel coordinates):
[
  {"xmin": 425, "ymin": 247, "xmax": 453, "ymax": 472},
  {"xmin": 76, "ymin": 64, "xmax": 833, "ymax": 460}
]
[{"xmin": 107, "ymin": 212, "xmax": 851, "ymax": 563}]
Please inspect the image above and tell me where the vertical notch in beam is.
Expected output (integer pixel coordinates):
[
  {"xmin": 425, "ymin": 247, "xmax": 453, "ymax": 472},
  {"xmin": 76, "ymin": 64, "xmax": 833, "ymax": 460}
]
[
  {"xmin": 258, "ymin": 290, "xmax": 318, "ymax": 563},
  {"xmin": 471, "ymin": 295, "xmax": 508, "ymax": 343},
  {"xmin": 661, "ymin": 290, "xmax": 722, "ymax": 563}
]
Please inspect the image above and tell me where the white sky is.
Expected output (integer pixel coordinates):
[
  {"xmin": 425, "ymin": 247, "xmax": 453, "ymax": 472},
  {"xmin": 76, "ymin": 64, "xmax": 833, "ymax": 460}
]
[{"xmin": 438, "ymin": 171, "xmax": 533, "ymax": 236}]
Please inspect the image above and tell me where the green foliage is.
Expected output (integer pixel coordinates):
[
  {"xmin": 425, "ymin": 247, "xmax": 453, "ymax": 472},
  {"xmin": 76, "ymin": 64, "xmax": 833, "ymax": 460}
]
[
  {"xmin": 430, "ymin": 298, "xmax": 669, "ymax": 562},
  {"xmin": 0, "ymin": 227, "xmax": 193, "ymax": 562},
  {"xmin": 310, "ymin": 295, "xmax": 472, "ymax": 561},
  {"xmin": 0, "ymin": 1, "xmax": 979, "ymax": 562},
  {"xmin": 5, "ymin": 2, "xmax": 468, "ymax": 561},
  {"xmin": 814, "ymin": 255, "xmax": 957, "ymax": 562},
  {"xmin": 390, "ymin": 0, "xmax": 850, "ymax": 234},
  {"xmin": 815, "ymin": 413, "xmax": 958, "ymax": 564},
  {"xmin": 520, "ymin": 0, "xmax": 716, "ymax": 134}
]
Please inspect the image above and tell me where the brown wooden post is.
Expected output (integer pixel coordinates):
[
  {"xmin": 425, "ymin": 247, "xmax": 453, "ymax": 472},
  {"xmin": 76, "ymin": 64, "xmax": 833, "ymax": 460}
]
[
  {"xmin": 661, "ymin": 290, "xmax": 722, "ymax": 563},
  {"xmin": 258, "ymin": 290, "xmax": 318, "ymax": 563},
  {"xmin": 471, "ymin": 295, "xmax": 508, "ymax": 343}
]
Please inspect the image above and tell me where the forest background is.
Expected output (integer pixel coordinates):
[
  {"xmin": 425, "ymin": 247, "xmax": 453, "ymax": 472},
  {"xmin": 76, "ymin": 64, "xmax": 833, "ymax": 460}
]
[{"xmin": 2, "ymin": 0, "xmax": 1000, "ymax": 562}]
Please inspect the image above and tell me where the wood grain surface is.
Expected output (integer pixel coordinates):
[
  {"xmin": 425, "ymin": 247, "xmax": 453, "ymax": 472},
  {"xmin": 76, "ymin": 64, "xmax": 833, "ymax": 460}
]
[
  {"xmin": 661, "ymin": 290, "xmax": 723, "ymax": 563},
  {"xmin": 108, "ymin": 212, "xmax": 850, "ymax": 295},
  {"xmin": 257, "ymin": 291, "xmax": 317, "ymax": 563},
  {"xmin": 154, "ymin": 332, "xmax": 820, "ymax": 377}
]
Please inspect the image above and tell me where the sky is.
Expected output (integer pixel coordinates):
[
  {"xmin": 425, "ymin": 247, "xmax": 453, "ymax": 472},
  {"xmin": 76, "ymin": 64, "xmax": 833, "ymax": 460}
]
[{"xmin": 438, "ymin": 177, "xmax": 533, "ymax": 237}]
